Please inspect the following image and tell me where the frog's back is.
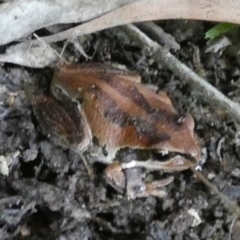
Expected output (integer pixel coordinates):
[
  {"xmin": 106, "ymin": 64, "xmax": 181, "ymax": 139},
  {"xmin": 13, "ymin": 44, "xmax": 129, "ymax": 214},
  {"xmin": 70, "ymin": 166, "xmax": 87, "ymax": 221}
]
[{"xmin": 53, "ymin": 64, "xmax": 192, "ymax": 154}]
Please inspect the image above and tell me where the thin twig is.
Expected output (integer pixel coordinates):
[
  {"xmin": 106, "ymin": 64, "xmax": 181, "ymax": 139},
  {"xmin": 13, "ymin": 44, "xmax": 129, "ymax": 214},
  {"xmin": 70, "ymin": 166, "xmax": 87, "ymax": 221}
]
[
  {"xmin": 33, "ymin": 33, "xmax": 69, "ymax": 64},
  {"xmin": 228, "ymin": 216, "xmax": 237, "ymax": 240},
  {"xmin": 135, "ymin": 22, "xmax": 180, "ymax": 51},
  {"xmin": 78, "ymin": 152, "xmax": 94, "ymax": 180},
  {"xmin": 216, "ymin": 137, "xmax": 225, "ymax": 165},
  {"xmin": 60, "ymin": 38, "xmax": 70, "ymax": 57},
  {"xmin": 191, "ymin": 167, "xmax": 240, "ymax": 219}
]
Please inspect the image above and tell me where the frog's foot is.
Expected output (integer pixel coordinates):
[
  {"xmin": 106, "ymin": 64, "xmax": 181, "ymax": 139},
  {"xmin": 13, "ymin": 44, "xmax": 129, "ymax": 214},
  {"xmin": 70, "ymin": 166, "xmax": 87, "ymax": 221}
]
[
  {"xmin": 125, "ymin": 168, "xmax": 174, "ymax": 198},
  {"xmin": 104, "ymin": 163, "xmax": 174, "ymax": 198},
  {"xmin": 143, "ymin": 176, "xmax": 174, "ymax": 198}
]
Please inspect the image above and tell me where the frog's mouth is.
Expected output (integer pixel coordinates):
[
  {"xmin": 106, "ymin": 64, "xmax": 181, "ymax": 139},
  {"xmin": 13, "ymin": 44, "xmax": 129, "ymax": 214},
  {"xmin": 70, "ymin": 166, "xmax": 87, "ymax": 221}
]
[{"xmin": 121, "ymin": 151, "xmax": 198, "ymax": 171}]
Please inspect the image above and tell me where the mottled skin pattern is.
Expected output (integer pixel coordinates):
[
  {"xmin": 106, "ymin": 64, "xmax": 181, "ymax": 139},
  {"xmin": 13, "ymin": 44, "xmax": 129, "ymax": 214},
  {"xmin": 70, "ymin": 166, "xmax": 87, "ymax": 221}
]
[{"xmin": 52, "ymin": 64, "xmax": 201, "ymax": 163}]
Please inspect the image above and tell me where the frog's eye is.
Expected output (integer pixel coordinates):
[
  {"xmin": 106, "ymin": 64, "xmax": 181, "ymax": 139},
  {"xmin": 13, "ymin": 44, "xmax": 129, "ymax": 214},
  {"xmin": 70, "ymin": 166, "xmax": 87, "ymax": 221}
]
[
  {"xmin": 102, "ymin": 145, "xmax": 108, "ymax": 156},
  {"xmin": 153, "ymin": 150, "xmax": 170, "ymax": 161}
]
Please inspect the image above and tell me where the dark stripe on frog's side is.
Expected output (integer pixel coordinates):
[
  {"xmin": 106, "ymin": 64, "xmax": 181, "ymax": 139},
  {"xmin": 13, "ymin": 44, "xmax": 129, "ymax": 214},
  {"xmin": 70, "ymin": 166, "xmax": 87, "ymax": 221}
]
[
  {"xmin": 99, "ymin": 72, "xmax": 181, "ymax": 130},
  {"xmin": 104, "ymin": 74, "xmax": 152, "ymax": 109},
  {"xmin": 89, "ymin": 85, "xmax": 170, "ymax": 145}
]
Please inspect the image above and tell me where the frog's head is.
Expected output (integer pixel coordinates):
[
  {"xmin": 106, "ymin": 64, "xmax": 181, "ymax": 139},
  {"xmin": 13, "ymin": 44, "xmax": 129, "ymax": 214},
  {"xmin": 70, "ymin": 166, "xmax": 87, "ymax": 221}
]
[{"xmin": 152, "ymin": 113, "xmax": 201, "ymax": 170}]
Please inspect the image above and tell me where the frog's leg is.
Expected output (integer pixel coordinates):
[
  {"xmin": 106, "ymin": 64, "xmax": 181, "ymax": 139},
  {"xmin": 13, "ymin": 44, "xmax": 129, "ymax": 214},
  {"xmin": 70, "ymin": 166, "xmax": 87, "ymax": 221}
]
[
  {"xmin": 105, "ymin": 155, "xmax": 196, "ymax": 198},
  {"xmin": 104, "ymin": 163, "xmax": 173, "ymax": 198},
  {"xmin": 32, "ymin": 94, "xmax": 94, "ymax": 179}
]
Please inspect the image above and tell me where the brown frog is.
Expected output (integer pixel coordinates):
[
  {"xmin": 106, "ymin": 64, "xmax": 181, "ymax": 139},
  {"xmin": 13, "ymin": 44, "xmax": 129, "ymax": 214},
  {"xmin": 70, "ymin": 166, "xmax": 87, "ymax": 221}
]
[{"xmin": 32, "ymin": 64, "xmax": 201, "ymax": 198}]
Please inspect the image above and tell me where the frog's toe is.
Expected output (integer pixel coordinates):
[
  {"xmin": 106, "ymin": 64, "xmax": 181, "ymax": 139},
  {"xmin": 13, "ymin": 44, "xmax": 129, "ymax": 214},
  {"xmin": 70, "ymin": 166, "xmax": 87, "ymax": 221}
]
[
  {"xmin": 125, "ymin": 169, "xmax": 173, "ymax": 199},
  {"xmin": 144, "ymin": 176, "xmax": 174, "ymax": 198}
]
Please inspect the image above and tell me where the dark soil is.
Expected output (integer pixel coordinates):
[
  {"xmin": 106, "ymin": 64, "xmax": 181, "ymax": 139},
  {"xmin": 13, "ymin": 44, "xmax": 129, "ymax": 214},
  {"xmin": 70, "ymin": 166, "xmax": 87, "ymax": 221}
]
[{"xmin": 1, "ymin": 20, "xmax": 240, "ymax": 240}]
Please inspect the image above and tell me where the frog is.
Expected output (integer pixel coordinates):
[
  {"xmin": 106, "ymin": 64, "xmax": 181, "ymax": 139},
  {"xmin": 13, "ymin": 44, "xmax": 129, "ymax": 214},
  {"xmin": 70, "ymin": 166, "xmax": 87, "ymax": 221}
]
[{"xmin": 32, "ymin": 64, "xmax": 201, "ymax": 198}]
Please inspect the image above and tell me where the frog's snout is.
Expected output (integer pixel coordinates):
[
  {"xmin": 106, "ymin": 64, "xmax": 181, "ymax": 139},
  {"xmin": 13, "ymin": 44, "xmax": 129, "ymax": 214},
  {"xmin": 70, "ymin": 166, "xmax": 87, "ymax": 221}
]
[{"xmin": 188, "ymin": 144, "xmax": 202, "ymax": 163}]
